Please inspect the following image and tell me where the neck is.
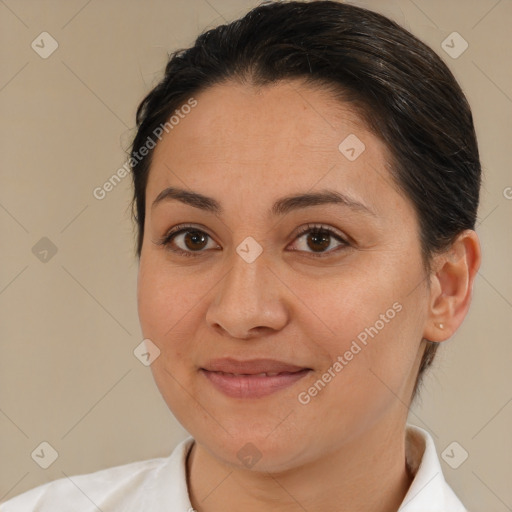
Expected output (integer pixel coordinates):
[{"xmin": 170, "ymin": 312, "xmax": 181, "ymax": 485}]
[{"xmin": 186, "ymin": 418, "xmax": 414, "ymax": 512}]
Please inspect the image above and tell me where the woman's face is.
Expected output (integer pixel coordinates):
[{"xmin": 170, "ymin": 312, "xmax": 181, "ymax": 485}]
[{"xmin": 137, "ymin": 80, "xmax": 431, "ymax": 471}]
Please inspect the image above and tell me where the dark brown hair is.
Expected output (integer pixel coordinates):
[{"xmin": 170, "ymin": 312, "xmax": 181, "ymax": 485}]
[{"xmin": 129, "ymin": 0, "xmax": 481, "ymax": 400}]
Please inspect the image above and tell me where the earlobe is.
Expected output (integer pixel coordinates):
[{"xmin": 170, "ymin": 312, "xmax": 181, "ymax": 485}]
[{"xmin": 423, "ymin": 229, "xmax": 481, "ymax": 342}]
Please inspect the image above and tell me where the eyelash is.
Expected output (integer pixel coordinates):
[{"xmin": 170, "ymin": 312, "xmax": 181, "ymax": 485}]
[{"xmin": 156, "ymin": 223, "xmax": 350, "ymax": 259}]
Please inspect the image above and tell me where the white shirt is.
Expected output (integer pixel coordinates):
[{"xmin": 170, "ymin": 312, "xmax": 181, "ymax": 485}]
[{"xmin": 1, "ymin": 424, "xmax": 468, "ymax": 511}]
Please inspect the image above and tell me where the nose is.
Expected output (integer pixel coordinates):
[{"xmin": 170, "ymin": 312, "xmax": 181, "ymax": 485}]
[{"xmin": 205, "ymin": 246, "xmax": 289, "ymax": 340}]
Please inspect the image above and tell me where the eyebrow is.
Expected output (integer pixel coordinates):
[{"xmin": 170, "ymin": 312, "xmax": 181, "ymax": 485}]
[{"xmin": 151, "ymin": 186, "xmax": 376, "ymax": 217}]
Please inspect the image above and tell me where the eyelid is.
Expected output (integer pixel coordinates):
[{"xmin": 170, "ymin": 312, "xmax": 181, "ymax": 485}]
[{"xmin": 293, "ymin": 223, "xmax": 348, "ymax": 243}]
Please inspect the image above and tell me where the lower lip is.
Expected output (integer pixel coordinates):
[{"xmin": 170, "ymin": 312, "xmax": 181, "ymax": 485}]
[{"xmin": 200, "ymin": 369, "xmax": 311, "ymax": 399}]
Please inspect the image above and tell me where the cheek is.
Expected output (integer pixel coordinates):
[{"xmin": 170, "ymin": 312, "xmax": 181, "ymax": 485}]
[
  {"xmin": 306, "ymin": 261, "xmax": 424, "ymax": 401},
  {"xmin": 298, "ymin": 308, "xmax": 417, "ymax": 442},
  {"xmin": 137, "ymin": 256, "xmax": 203, "ymax": 341},
  {"xmin": 137, "ymin": 260, "xmax": 204, "ymax": 427},
  {"xmin": 137, "ymin": 258, "xmax": 205, "ymax": 397}
]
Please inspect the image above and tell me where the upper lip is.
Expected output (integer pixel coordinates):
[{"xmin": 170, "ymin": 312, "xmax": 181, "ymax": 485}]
[{"xmin": 201, "ymin": 358, "xmax": 310, "ymax": 375}]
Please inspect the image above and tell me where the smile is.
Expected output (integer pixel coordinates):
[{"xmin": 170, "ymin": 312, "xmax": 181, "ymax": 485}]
[{"xmin": 200, "ymin": 361, "xmax": 312, "ymax": 399}]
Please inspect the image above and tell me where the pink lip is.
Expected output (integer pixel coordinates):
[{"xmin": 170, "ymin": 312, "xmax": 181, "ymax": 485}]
[{"xmin": 200, "ymin": 358, "xmax": 312, "ymax": 399}]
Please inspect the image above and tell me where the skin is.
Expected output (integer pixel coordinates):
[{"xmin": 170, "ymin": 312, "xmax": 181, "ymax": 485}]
[{"xmin": 136, "ymin": 79, "xmax": 481, "ymax": 512}]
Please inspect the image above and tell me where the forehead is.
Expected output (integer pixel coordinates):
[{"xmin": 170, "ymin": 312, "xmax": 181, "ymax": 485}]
[
  {"xmin": 146, "ymin": 80, "xmax": 407, "ymax": 220},
  {"xmin": 153, "ymin": 80, "xmax": 369, "ymax": 160}
]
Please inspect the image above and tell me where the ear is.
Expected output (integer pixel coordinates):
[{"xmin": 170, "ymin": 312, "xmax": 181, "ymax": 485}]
[{"xmin": 423, "ymin": 229, "xmax": 481, "ymax": 342}]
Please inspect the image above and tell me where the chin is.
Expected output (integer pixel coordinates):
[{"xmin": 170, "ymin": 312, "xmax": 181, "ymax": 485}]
[{"xmin": 188, "ymin": 421, "xmax": 313, "ymax": 473}]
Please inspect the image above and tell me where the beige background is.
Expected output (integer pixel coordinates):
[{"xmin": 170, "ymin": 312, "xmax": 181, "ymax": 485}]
[{"xmin": 1, "ymin": 0, "xmax": 511, "ymax": 510}]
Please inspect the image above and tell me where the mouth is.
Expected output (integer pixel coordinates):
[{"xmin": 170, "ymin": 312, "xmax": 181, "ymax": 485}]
[{"xmin": 200, "ymin": 358, "xmax": 312, "ymax": 399}]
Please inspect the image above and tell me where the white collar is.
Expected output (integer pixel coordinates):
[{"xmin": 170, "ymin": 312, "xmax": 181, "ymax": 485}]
[{"xmin": 399, "ymin": 424, "xmax": 467, "ymax": 511}]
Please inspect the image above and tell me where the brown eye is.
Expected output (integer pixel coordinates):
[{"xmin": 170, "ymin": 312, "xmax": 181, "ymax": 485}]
[
  {"xmin": 306, "ymin": 230, "xmax": 331, "ymax": 252},
  {"xmin": 182, "ymin": 230, "xmax": 208, "ymax": 251},
  {"xmin": 290, "ymin": 224, "xmax": 349, "ymax": 257},
  {"xmin": 157, "ymin": 224, "xmax": 219, "ymax": 257}
]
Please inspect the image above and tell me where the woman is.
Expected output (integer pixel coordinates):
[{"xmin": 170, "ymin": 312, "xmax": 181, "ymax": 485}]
[{"xmin": 2, "ymin": 1, "xmax": 481, "ymax": 511}]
